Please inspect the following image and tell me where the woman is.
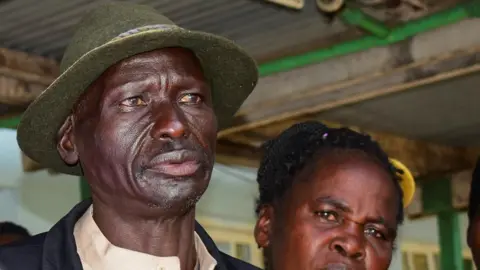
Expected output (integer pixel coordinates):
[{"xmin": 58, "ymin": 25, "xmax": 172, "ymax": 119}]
[{"xmin": 254, "ymin": 121, "xmax": 414, "ymax": 270}]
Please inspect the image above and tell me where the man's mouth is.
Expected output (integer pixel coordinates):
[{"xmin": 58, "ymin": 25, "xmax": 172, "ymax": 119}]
[{"xmin": 147, "ymin": 150, "xmax": 202, "ymax": 177}]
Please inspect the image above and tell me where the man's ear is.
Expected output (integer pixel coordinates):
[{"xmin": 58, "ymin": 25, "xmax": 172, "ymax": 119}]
[
  {"xmin": 57, "ymin": 115, "xmax": 79, "ymax": 165},
  {"xmin": 254, "ymin": 205, "xmax": 274, "ymax": 249}
]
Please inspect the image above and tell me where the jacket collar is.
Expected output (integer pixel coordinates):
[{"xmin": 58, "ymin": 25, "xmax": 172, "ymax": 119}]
[{"xmin": 41, "ymin": 199, "xmax": 228, "ymax": 270}]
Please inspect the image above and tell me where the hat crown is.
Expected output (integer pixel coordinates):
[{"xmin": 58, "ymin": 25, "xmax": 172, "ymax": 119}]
[{"xmin": 60, "ymin": 2, "xmax": 175, "ymax": 71}]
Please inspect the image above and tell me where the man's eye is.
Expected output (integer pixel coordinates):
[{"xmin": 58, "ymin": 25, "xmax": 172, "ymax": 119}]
[
  {"xmin": 179, "ymin": 93, "xmax": 203, "ymax": 105},
  {"xmin": 364, "ymin": 227, "xmax": 386, "ymax": 240},
  {"xmin": 120, "ymin": 96, "xmax": 147, "ymax": 107},
  {"xmin": 316, "ymin": 210, "xmax": 339, "ymax": 222}
]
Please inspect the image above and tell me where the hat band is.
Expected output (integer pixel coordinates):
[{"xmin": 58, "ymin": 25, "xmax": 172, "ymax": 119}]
[{"xmin": 113, "ymin": 24, "xmax": 179, "ymax": 41}]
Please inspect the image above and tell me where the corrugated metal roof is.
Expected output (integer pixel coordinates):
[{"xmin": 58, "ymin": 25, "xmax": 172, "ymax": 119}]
[{"xmin": 0, "ymin": 0, "xmax": 348, "ymax": 61}]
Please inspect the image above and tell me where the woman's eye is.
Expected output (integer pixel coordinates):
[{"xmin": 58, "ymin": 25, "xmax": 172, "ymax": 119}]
[
  {"xmin": 365, "ymin": 227, "xmax": 386, "ymax": 240},
  {"xmin": 120, "ymin": 96, "xmax": 147, "ymax": 107},
  {"xmin": 316, "ymin": 211, "xmax": 339, "ymax": 222},
  {"xmin": 179, "ymin": 93, "xmax": 203, "ymax": 105}
]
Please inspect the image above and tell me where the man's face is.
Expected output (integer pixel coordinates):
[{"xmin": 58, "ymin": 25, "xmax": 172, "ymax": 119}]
[
  {"xmin": 58, "ymin": 48, "xmax": 217, "ymax": 215},
  {"xmin": 255, "ymin": 152, "xmax": 399, "ymax": 270}
]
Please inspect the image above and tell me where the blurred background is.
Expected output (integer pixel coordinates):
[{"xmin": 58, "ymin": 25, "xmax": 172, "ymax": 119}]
[{"xmin": 1, "ymin": 0, "xmax": 480, "ymax": 269}]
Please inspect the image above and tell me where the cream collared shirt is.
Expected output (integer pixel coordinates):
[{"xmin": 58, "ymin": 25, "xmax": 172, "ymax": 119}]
[{"xmin": 74, "ymin": 206, "xmax": 217, "ymax": 270}]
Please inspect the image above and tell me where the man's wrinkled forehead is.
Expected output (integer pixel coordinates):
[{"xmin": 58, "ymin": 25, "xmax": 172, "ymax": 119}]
[{"xmin": 103, "ymin": 48, "xmax": 202, "ymax": 88}]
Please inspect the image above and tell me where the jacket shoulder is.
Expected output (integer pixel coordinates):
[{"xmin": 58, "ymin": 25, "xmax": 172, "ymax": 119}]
[
  {"xmin": 0, "ymin": 233, "xmax": 46, "ymax": 270},
  {"xmin": 220, "ymin": 252, "xmax": 262, "ymax": 270}
]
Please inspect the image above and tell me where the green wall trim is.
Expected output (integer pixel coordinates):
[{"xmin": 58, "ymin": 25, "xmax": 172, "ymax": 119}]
[
  {"xmin": 0, "ymin": 115, "xmax": 22, "ymax": 129},
  {"xmin": 258, "ymin": 1, "xmax": 477, "ymax": 76}
]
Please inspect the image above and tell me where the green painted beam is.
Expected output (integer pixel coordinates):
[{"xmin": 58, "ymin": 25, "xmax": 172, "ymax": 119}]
[
  {"xmin": 0, "ymin": 115, "xmax": 22, "ymax": 129},
  {"xmin": 340, "ymin": 7, "xmax": 390, "ymax": 38},
  {"xmin": 259, "ymin": 1, "xmax": 478, "ymax": 76}
]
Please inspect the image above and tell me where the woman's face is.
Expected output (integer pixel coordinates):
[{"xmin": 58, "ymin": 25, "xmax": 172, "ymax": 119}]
[{"xmin": 255, "ymin": 151, "xmax": 400, "ymax": 270}]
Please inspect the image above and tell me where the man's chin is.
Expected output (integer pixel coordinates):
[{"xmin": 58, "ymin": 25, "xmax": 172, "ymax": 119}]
[
  {"xmin": 132, "ymin": 169, "xmax": 209, "ymax": 213},
  {"xmin": 139, "ymin": 183, "xmax": 206, "ymax": 211}
]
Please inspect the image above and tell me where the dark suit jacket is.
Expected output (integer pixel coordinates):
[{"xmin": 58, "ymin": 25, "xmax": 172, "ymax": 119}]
[{"xmin": 0, "ymin": 199, "xmax": 260, "ymax": 270}]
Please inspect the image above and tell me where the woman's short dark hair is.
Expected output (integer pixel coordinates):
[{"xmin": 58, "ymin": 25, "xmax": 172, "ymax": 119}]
[{"xmin": 255, "ymin": 121, "xmax": 404, "ymax": 224}]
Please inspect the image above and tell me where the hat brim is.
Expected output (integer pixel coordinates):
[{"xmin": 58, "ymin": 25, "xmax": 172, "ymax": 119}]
[
  {"xmin": 389, "ymin": 158, "xmax": 416, "ymax": 208},
  {"xmin": 17, "ymin": 28, "xmax": 258, "ymax": 176}
]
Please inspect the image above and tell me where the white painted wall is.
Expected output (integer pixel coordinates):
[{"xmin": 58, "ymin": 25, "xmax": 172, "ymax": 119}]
[
  {"xmin": 0, "ymin": 129, "xmax": 81, "ymax": 234},
  {"xmin": 0, "ymin": 128, "xmax": 471, "ymax": 269}
]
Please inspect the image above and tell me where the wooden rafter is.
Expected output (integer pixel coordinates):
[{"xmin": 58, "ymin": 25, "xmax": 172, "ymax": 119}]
[
  {"xmin": 0, "ymin": 48, "xmax": 58, "ymax": 106},
  {"xmin": 217, "ymin": 116, "xmax": 480, "ymax": 177},
  {"xmin": 221, "ymin": 45, "xmax": 480, "ymax": 138}
]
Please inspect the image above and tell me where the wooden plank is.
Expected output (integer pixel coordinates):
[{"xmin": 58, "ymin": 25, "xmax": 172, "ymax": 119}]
[
  {"xmin": 221, "ymin": 117, "xmax": 479, "ymax": 177},
  {"xmin": 406, "ymin": 185, "xmax": 423, "ymax": 218},
  {"xmin": 222, "ymin": 46, "xmax": 480, "ymax": 138},
  {"xmin": 451, "ymin": 170, "xmax": 473, "ymax": 211},
  {"xmin": 0, "ymin": 48, "xmax": 58, "ymax": 106},
  {"xmin": 216, "ymin": 140, "xmax": 262, "ymax": 168},
  {"xmin": 0, "ymin": 48, "xmax": 58, "ymax": 80}
]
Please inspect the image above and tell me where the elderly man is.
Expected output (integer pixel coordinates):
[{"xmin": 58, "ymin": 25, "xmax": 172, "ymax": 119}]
[{"xmin": 0, "ymin": 3, "xmax": 258, "ymax": 270}]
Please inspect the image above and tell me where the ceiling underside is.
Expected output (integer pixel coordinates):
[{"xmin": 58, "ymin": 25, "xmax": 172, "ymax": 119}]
[
  {"xmin": 0, "ymin": 0, "xmax": 477, "ymax": 173},
  {"xmin": 317, "ymin": 71, "xmax": 480, "ymax": 147},
  {"xmin": 0, "ymin": 0, "xmax": 348, "ymax": 61},
  {"xmin": 0, "ymin": 0, "xmax": 462, "ymax": 62}
]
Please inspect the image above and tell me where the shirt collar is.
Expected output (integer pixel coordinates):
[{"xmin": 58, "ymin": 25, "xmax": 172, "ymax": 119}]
[{"xmin": 74, "ymin": 205, "xmax": 217, "ymax": 270}]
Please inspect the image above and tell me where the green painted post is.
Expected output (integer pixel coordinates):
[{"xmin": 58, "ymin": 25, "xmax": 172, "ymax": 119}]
[
  {"xmin": 437, "ymin": 212, "xmax": 464, "ymax": 270},
  {"xmin": 421, "ymin": 178, "xmax": 465, "ymax": 270},
  {"xmin": 79, "ymin": 176, "xmax": 91, "ymax": 200}
]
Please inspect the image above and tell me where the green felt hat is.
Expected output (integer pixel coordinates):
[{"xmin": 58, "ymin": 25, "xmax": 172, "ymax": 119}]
[{"xmin": 16, "ymin": 2, "xmax": 258, "ymax": 176}]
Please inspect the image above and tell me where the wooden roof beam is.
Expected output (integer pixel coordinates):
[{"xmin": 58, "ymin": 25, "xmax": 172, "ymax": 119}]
[
  {"xmin": 0, "ymin": 48, "xmax": 58, "ymax": 106},
  {"xmin": 218, "ymin": 116, "xmax": 479, "ymax": 177}
]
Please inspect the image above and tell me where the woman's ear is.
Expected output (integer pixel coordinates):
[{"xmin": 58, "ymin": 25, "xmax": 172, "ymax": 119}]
[
  {"xmin": 57, "ymin": 115, "xmax": 79, "ymax": 165},
  {"xmin": 254, "ymin": 205, "xmax": 274, "ymax": 249}
]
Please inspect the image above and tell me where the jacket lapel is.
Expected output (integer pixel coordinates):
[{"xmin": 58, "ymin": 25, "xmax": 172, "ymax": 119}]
[
  {"xmin": 41, "ymin": 199, "xmax": 91, "ymax": 270},
  {"xmin": 194, "ymin": 222, "xmax": 229, "ymax": 270},
  {"xmin": 40, "ymin": 199, "xmax": 230, "ymax": 270}
]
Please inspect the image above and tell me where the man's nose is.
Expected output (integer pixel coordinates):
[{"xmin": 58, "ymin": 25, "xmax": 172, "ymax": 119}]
[
  {"xmin": 150, "ymin": 104, "xmax": 189, "ymax": 140},
  {"xmin": 329, "ymin": 229, "xmax": 366, "ymax": 261}
]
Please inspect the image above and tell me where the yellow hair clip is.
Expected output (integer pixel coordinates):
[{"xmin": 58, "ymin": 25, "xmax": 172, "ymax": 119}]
[{"xmin": 389, "ymin": 158, "xmax": 416, "ymax": 208}]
